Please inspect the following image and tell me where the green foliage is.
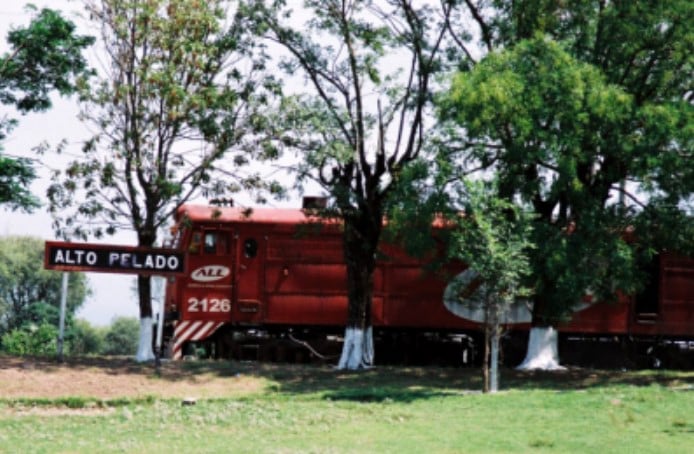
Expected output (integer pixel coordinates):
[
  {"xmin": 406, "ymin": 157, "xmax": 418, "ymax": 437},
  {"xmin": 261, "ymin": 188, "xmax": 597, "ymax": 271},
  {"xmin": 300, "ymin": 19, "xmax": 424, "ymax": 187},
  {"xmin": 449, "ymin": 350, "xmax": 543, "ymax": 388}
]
[
  {"xmin": 0, "ymin": 7, "xmax": 94, "ymax": 113},
  {"xmin": 440, "ymin": 2, "xmax": 693, "ymax": 323},
  {"xmin": 447, "ymin": 180, "xmax": 534, "ymax": 307},
  {"xmin": 0, "ymin": 236, "xmax": 89, "ymax": 336},
  {"xmin": 0, "ymin": 155, "xmax": 37, "ymax": 212},
  {"xmin": 1, "ymin": 323, "xmax": 58, "ymax": 356},
  {"xmin": 101, "ymin": 317, "xmax": 139, "ymax": 356},
  {"xmin": 0, "ymin": 6, "xmax": 93, "ymax": 212}
]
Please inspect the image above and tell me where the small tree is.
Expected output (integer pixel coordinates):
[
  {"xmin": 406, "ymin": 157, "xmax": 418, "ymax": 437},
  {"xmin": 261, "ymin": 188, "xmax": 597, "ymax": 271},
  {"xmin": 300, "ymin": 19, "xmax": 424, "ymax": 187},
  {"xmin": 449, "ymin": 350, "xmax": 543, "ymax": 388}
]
[
  {"xmin": 445, "ymin": 180, "xmax": 533, "ymax": 392},
  {"xmin": 68, "ymin": 319, "xmax": 106, "ymax": 355},
  {"xmin": 389, "ymin": 172, "xmax": 533, "ymax": 392}
]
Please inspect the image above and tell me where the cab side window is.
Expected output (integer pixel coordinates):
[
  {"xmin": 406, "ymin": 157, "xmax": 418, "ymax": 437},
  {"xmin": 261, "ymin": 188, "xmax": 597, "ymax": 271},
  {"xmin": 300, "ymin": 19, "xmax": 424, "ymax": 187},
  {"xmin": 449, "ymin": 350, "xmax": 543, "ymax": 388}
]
[
  {"xmin": 204, "ymin": 232, "xmax": 217, "ymax": 254},
  {"xmin": 190, "ymin": 230, "xmax": 229, "ymax": 255},
  {"xmin": 244, "ymin": 238, "xmax": 258, "ymax": 258},
  {"xmin": 189, "ymin": 231, "xmax": 202, "ymax": 254}
]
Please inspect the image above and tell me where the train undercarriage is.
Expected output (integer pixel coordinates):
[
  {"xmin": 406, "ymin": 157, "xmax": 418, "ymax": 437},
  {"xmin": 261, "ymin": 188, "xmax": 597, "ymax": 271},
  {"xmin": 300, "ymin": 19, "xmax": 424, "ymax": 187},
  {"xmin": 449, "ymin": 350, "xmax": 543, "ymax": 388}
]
[{"xmin": 163, "ymin": 324, "xmax": 694, "ymax": 370}]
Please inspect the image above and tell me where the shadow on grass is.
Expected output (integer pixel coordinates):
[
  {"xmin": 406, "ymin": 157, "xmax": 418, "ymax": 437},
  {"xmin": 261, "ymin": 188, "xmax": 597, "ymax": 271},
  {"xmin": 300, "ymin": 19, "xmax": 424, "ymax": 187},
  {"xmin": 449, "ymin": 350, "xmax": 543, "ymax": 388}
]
[
  {"xmin": 1, "ymin": 355, "xmax": 692, "ymax": 403},
  {"xmin": 180, "ymin": 359, "xmax": 694, "ymax": 402}
]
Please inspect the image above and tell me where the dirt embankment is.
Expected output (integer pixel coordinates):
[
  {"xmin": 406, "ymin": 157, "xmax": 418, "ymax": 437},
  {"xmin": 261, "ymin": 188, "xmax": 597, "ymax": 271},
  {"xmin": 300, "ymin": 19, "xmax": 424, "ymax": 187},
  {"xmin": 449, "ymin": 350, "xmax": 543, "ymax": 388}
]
[{"xmin": 0, "ymin": 355, "xmax": 263, "ymax": 400}]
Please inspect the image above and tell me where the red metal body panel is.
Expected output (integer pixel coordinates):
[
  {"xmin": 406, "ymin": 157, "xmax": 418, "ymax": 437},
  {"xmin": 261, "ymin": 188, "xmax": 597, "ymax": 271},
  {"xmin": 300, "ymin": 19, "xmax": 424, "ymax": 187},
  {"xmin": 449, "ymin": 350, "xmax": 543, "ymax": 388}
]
[
  {"xmin": 629, "ymin": 254, "xmax": 694, "ymax": 337},
  {"xmin": 560, "ymin": 299, "xmax": 631, "ymax": 334},
  {"xmin": 165, "ymin": 204, "xmax": 694, "ymax": 357}
]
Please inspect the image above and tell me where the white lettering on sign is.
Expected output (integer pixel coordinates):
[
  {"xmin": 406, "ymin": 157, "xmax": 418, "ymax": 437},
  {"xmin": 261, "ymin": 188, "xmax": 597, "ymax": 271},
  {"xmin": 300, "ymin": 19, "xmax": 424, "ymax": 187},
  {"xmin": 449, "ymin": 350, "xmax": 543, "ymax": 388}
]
[
  {"xmin": 104, "ymin": 252, "xmax": 180, "ymax": 270},
  {"xmin": 54, "ymin": 249, "xmax": 97, "ymax": 265},
  {"xmin": 191, "ymin": 265, "xmax": 230, "ymax": 282},
  {"xmin": 86, "ymin": 252, "xmax": 97, "ymax": 265}
]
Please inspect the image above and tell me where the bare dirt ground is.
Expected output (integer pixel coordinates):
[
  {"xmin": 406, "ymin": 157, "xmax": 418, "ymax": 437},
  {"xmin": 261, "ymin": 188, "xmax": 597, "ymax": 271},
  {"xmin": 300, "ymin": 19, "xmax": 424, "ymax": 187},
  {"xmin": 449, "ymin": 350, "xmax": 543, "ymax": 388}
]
[{"xmin": 0, "ymin": 355, "xmax": 265, "ymax": 400}]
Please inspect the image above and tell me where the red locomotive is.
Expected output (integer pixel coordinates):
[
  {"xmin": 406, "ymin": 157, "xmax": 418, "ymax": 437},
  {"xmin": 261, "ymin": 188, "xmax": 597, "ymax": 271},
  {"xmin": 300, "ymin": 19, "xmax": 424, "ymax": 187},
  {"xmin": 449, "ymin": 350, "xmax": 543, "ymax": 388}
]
[{"xmin": 162, "ymin": 201, "xmax": 694, "ymax": 367}]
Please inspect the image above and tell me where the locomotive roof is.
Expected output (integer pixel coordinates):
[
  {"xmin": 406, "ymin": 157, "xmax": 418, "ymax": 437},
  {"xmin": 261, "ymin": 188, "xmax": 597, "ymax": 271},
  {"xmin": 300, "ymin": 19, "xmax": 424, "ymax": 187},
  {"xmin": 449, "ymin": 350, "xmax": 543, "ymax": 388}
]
[
  {"xmin": 178, "ymin": 204, "xmax": 455, "ymax": 229},
  {"xmin": 177, "ymin": 204, "xmax": 335, "ymax": 226}
]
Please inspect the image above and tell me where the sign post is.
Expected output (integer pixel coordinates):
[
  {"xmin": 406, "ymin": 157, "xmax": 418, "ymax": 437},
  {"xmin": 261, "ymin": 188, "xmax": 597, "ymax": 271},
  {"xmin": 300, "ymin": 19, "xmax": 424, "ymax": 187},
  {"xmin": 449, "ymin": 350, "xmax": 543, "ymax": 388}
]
[
  {"xmin": 45, "ymin": 241, "xmax": 186, "ymax": 365},
  {"xmin": 57, "ymin": 272, "xmax": 68, "ymax": 362}
]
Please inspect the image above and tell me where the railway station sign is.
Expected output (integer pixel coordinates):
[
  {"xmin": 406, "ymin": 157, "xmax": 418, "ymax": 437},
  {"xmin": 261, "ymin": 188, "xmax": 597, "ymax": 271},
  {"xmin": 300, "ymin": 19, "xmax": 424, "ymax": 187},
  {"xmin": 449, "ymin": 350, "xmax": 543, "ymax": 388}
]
[{"xmin": 44, "ymin": 241, "xmax": 186, "ymax": 276}]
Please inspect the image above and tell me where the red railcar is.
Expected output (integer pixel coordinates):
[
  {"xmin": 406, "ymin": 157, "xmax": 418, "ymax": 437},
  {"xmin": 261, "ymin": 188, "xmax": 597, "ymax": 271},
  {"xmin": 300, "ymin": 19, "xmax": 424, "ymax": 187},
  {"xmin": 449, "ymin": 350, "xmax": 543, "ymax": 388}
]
[{"xmin": 163, "ymin": 203, "xmax": 694, "ymax": 364}]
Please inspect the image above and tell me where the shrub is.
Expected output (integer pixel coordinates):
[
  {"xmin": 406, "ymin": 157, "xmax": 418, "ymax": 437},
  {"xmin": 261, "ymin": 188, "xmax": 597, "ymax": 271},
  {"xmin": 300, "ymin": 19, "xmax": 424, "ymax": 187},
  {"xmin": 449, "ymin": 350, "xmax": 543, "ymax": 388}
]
[{"xmin": 1, "ymin": 324, "xmax": 58, "ymax": 355}]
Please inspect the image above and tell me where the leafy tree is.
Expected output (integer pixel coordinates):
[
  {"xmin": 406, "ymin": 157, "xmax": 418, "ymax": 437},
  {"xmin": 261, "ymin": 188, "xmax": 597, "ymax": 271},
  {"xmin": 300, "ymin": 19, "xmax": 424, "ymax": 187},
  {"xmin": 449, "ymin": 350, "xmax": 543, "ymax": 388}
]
[
  {"xmin": 440, "ymin": 1, "xmax": 693, "ymax": 368},
  {"xmin": 47, "ymin": 0, "xmax": 280, "ymax": 361},
  {"xmin": 0, "ymin": 236, "xmax": 89, "ymax": 338},
  {"xmin": 0, "ymin": 6, "xmax": 94, "ymax": 211},
  {"xmin": 388, "ymin": 165, "xmax": 533, "ymax": 390},
  {"xmin": 242, "ymin": 0, "xmax": 459, "ymax": 369},
  {"xmin": 102, "ymin": 316, "xmax": 139, "ymax": 356},
  {"xmin": 444, "ymin": 181, "xmax": 533, "ymax": 391}
]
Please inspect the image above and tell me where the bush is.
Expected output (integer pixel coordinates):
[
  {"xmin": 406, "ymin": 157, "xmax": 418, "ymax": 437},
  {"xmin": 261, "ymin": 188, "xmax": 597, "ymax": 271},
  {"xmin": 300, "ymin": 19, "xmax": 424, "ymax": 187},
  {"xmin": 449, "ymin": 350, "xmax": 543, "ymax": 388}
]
[
  {"xmin": 68, "ymin": 319, "xmax": 105, "ymax": 355},
  {"xmin": 102, "ymin": 316, "xmax": 139, "ymax": 355},
  {"xmin": 1, "ymin": 324, "xmax": 58, "ymax": 356}
]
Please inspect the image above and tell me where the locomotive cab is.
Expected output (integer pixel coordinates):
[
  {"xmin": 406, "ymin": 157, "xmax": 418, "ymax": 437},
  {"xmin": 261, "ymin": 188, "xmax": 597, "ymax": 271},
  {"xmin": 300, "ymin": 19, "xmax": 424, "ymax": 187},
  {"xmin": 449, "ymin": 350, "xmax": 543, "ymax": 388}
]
[
  {"xmin": 164, "ymin": 221, "xmax": 236, "ymax": 358},
  {"xmin": 164, "ymin": 206, "xmax": 272, "ymax": 358}
]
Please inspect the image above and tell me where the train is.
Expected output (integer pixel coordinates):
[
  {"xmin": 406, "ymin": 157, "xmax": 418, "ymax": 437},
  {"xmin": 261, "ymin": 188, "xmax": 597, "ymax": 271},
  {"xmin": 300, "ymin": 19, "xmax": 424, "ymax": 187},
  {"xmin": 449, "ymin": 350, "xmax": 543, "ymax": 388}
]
[{"xmin": 161, "ymin": 199, "xmax": 694, "ymax": 368}]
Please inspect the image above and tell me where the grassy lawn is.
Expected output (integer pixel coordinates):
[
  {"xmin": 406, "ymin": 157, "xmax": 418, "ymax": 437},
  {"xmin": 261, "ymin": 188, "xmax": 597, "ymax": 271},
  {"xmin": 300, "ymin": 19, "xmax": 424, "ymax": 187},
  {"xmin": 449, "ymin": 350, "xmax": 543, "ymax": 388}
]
[{"xmin": 0, "ymin": 360, "xmax": 692, "ymax": 453}]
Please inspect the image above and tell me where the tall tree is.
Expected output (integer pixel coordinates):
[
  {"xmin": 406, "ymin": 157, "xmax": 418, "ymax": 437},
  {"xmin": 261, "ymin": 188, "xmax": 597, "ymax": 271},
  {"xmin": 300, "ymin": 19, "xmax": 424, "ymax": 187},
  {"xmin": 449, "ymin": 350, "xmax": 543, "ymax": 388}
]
[
  {"xmin": 0, "ymin": 6, "xmax": 93, "ymax": 211},
  {"xmin": 243, "ymin": 0, "xmax": 458, "ymax": 369},
  {"xmin": 48, "ymin": 0, "xmax": 279, "ymax": 361},
  {"xmin": 0, "ymin": 236, "xmax": 89, "ymax": 337},
  {"xmin": 441, "ymin": 1, "xmax": 693, "ymax": 368}
]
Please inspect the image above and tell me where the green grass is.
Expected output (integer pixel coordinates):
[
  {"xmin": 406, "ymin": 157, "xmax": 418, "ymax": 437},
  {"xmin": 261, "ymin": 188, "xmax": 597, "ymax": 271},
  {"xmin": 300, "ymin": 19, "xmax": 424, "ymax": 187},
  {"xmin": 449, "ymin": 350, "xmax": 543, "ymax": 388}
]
[{"xmin": 1, "ymin": 364, "xmax": 692, "ymax": 454}]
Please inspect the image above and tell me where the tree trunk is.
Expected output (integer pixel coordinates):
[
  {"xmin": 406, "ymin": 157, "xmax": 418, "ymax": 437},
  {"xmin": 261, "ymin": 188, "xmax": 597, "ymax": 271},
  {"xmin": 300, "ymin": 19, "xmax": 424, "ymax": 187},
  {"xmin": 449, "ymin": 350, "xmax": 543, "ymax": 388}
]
[
  {"xmin": 483, "ymin": 324, "xmax": 490, "ymax": 393},
  {"xmin": 135, "ymin": 228, "xmax": 156, "ymax": 362},
  {"xmin": 518, "ymin": 293, "xmax": 564, "ymax": 370},
  {"xmin": 516, "ymin": 326, "xmax": 564, "ymax": 370},
  {"xmin": 337, "ymin": 216, "xmax": 378, "ymax": 370},
  {"xmin": 490, "ymin": 324, "xmax": 499, "ymax": 393},
  {"xmin": 135, "ymin": 274, "xmax": 155, "ymax": 362}
]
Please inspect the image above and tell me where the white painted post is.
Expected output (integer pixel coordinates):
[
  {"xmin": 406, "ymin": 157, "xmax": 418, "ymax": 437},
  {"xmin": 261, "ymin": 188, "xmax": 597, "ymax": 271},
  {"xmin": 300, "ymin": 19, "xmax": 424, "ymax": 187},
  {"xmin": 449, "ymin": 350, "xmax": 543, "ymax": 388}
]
[{"xmin": 57, "ymin": 272, "xmax": 68, "ymax": 362}]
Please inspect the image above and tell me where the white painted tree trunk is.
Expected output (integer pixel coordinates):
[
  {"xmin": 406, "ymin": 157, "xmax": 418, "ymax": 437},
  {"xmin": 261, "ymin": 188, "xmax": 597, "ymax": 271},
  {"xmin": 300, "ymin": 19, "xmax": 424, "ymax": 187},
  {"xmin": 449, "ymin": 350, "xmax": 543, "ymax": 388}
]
[
  {"xmin": 490, "ymin": 328, "xmax": 499, "ymax": 393},
  {"xmin": 516, "ymin": 326, "xmax": 565, "ymax": 370},
  {"xmin": 337, "ymin": 326, "xmax": 374, "ymax": 370},
  {"xmin": 135, "ymin": 317, "xmax": 155, "ymax": 362}
]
